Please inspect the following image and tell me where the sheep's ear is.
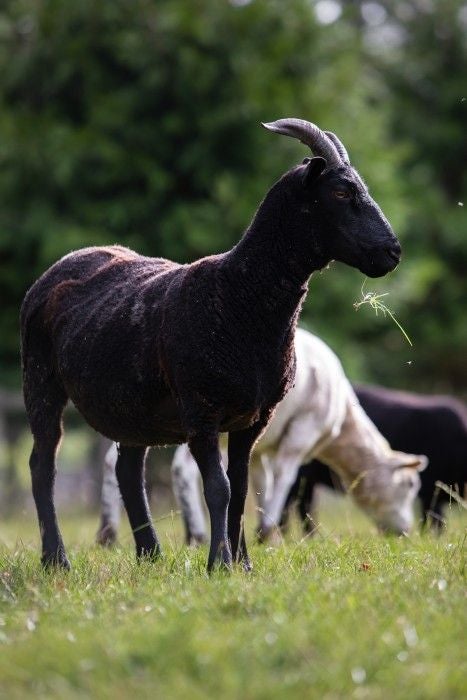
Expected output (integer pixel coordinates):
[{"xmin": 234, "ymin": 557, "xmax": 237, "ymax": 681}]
[
  {"xmin": 393, "ymin": 452, "xmax": 429, "ymax": 472},
  {"xmin": 413, "ymin": 455, "xmax": 429, "ymax": 472},
  {"xmin": 302, "ymin": 156, "xmax": 326, "ymax": 187}
]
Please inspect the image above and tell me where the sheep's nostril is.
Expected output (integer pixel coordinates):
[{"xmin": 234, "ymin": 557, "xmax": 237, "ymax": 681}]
[{"xmin": 387, "ymin": 243, "xmax": 401, "ymax": 262}]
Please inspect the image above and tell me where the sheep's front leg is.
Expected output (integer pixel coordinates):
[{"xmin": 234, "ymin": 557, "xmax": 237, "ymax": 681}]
[
  {"xmin": 171, "ymin": 445, "xmax": 208, "ymax": 545},
  {"xmin": 25, "ymin": 371, "xmax": 70, "ymax": 570},
  {"xmin": 189, "ymin": 433, "xmax": 232, "ymax": 572},
  {"xmin": 228, "ymin": 421, "xmax": 266, "ymax": 571},
  {"xmin": 261, "ymin": 454, "xmax": 303, "ymax": 539},
  {"xmin": 116, "ymin": 446, "xmax": 161, "ymax": 559},
  {"xmin": 277, "ymin": 466, "xmax": 303, "ymax": 535},
  {"xmin": 421, "ymin": 488, "xmax": 446, "ymax": 532},
  {"xmin": 297, "ymin": 472, "xmax": 319, "ymax": 535},
  {"xmin": 250, "ymin": 453, "xmax": 276, "ymax": 539},
  {"xmin": 261, "ymin": 413, "xmax": 323, "ymax": 539},
  {"xmin": 96, "ymin": 443, "xmax": 122, "ymax": 546}
]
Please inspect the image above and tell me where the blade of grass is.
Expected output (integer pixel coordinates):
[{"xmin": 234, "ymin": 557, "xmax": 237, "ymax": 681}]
[{"xmin": 353, "ymin": 279, "xmax": 413, "ymax": 346}]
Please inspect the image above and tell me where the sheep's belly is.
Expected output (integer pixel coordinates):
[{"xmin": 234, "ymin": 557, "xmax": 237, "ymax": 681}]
[
  {"xmin": 69, "ymin": 384, "xmax": 187, "ymax": 447},
  {"xmin": 73, "ymin": 398, "xmax": 259, "ymax": 446},
  {"xmin": 219, "ymin": 410, "xmax": 262, "ymax": 433}
]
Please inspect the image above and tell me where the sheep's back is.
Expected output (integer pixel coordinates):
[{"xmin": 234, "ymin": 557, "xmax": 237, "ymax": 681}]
[
  {"xmin": 355, "ymin": 385, "xmax": 467, "ymax": 490},
  {"xmin": 21, "ymin": 245, "xmax": 185, "ymax": 444}
]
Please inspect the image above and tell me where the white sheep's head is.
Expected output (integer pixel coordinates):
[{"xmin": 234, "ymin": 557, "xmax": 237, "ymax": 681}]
[{"xmin": 346, "ymin": 452, "xmax": 428, "ymax": 534}]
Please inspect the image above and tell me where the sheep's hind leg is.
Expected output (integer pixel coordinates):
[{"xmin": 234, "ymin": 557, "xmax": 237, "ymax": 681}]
[
  {"xmin": 26, "ymin": 380, "xmax": 70, "ymax": 569},
  {"xmin": 96, "ymin": 445, "xmax": 121, "ymax": 546},
  {"xmin": 298, "ymin": 476, "xmax": 319, "ymax": 535},
  {"xmin": 189, "ymin": 433, "xmax": 232, "ymax": 572},
  {"xmin": 115, "ymin": 446, "xmax": 161, "ymax": 559},
  {"xmin": 228, "ymin": 420, "xmax": 267, "ymax": 571},
  {"xmin": 278, "ymin": 470, "xmax": 302, "ymax": 535}
]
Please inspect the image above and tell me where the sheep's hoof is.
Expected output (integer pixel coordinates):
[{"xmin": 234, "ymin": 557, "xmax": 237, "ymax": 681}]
[
  {"xmin": 207, "ymin": 547, "xmax": 233, "ymax": 574},
  {"xmin": 207, "ymin": 560, "xmax": 233, "ymax": 575},
  {"xmin": 136, "ymin": 545, "xmax": 162, "ymax": 562},
  {"xmin": 255, "ymin": 525, "xmax": 271, "ymax": 544},
  {"xmin": 96, "ymin": 524, "xmax": 118, "ymax": 547},
  {"xmin": 241, "ymin": 558, "xmax": 253, "ymax": 573},
  {"xmin": 303, "ymin": 523, "xmax": 318, "ymax": 537},
  {"xmin": 41, "ymin": 550, "xmax": 71, "ymax": 571},
  {"xmin": 188, "ymin": 533, "xmax": 208, "ymax": 547}
]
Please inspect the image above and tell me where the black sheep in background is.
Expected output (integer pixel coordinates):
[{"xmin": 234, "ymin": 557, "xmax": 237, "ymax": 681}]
[
  {"xmin": 282, "ymin": 385, "xmax": 467, "ymax": 532},
  {"xmin": 20, "ymin": 118, "xmax": 401, "ymax": 572}
]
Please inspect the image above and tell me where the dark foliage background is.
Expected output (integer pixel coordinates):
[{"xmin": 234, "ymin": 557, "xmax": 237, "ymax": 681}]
[{"xmin": 0, "ymin": 0, "xmax": 465, "ymax": 394}]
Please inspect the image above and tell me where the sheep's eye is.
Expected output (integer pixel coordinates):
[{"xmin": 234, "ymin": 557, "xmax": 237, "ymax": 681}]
[{"xmin": 333, "ymin": 190, "xmax": 351, "ymax": 200}]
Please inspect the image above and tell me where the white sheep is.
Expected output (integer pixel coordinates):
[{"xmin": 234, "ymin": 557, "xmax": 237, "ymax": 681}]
[{"xmin": 98, "ymin": 329, "xmax": 426, "ymax": 544}]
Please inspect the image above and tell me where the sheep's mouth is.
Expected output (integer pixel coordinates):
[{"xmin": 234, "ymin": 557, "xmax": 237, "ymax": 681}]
[
  {"xmin": 360, "ymin": 251, "xmax": 400, "ymax": 278},
  {"xmin": 387, "ymin": 248, "xmax": 401, "ymax": 264},
  {"xmin": 378, "ymin": 526, "xmax": 409, "ymax": 537},
  {"xmin": 377, "ymin": 518, "xmax": 411, "ymax": 536}
]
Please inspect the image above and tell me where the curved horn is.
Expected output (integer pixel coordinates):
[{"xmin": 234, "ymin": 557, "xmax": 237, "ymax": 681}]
[
  {"xmin": 261, "ymin": 118, "xmax": 342, "ymax": 168},
  {"xmin": 325, "ymin": 131, "xmax": 350, "ymax": 164}
]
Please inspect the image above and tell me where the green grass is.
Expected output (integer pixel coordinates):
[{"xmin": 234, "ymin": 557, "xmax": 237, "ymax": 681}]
[{"xmin": 0, "ymin": 502, "xmax": 465, "ymax": 700}]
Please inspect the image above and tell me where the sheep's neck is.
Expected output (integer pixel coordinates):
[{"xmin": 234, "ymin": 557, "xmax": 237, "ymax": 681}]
[
  {"xmin": 318, "ymin": 397, "xmax": 391, "ymax": 484},
  {"xmin": 224, "ymin": 186, "xmax": 323, "ymax": 336}
]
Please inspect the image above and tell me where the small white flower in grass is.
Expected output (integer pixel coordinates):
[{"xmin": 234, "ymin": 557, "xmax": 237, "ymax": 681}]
[
  {"xmin": 265, "ymin": 631, "xmax": 278, "ymax": 646},
  {"xmin": 397, "ymin": 651, "xmax": 409, "ymax": 662},
  {"xmin": 144, "ymin": 605, "xmax": 152, "ymax": 613},
  {"xmin": 437, "ymin": 579, "xmax": 447, "ymax": 591},
  {"xmin": 458, "ymin": 202, "xmax": 464, "ymax": 207},
  {"xmin": 382, "ymin": 632, "xmax": 394, "ymax": 645},
  {"xmin": 403, "ymin": 625, "xmax": 418, "ymax": 647},
  {"xmin": 351, "ymin": 667, "xmax": 366, "ymax": 684},
  {"xmin": 26, "ymin": 618, "xmax": 36, "ymax": 632}
]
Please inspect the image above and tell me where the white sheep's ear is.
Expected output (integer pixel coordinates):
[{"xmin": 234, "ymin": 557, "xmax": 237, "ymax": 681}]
[{"xmin": 392, "ymin": 452, "xmax": 429, "ymax": 473}]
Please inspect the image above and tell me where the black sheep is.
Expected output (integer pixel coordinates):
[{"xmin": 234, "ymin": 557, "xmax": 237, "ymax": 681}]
[
  {"xmin": 20, "ymin": 118, "xmax": 401, "ymax": 571},
  {"xmin": 283, "ymin": 385, "xmax": 467, "ymax": 532}
]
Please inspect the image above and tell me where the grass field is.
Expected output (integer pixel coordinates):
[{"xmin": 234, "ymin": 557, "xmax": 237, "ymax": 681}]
[{"xmin": 0, "ymin": 498, "xmax": 465, "ymax": 700}]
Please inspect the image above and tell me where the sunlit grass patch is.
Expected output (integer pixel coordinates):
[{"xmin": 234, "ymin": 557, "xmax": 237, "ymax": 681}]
[{"xmin": 0, "ymin": 506, "xmax": 465, "ymax": 700}]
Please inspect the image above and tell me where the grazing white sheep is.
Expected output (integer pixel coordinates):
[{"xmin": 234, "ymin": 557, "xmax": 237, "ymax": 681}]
[{"xmin": 98, "ymin": 329, "xmax": 426, "ymax": 544}]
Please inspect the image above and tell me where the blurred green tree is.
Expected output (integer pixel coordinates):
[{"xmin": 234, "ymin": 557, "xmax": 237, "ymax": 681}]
[
  {"xmin": 324, "ymin": 0, "xmax": 467, "ymax": 391},
  {"xmin": 0, "ymin": 0, "xmax": 464, "ymax": 397},
  {"xmin": 0, "ymin": 0, "xmax": 404, "ymax": 386}
]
